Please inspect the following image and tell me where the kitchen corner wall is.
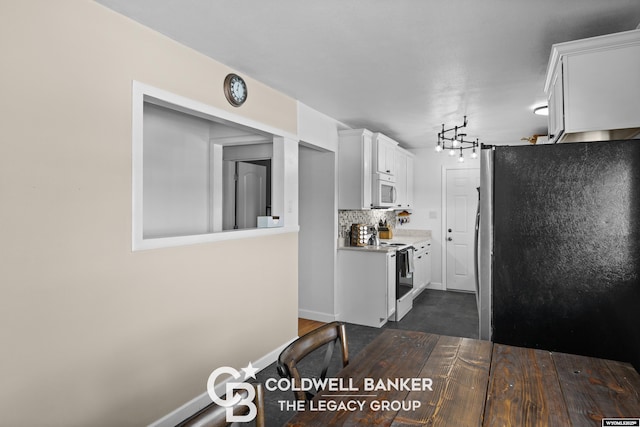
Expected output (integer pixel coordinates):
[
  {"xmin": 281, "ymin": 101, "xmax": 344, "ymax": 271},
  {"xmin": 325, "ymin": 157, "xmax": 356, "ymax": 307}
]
[{"xmin": 0, "ymin": 2, "xmax": 298, "ymax": 426}]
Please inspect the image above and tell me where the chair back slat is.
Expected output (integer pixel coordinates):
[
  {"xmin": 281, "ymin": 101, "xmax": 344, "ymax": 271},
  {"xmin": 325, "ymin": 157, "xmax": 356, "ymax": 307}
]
[{"xmin": 277, "ymin": 322, "xmax": 349, "ymax": 401}]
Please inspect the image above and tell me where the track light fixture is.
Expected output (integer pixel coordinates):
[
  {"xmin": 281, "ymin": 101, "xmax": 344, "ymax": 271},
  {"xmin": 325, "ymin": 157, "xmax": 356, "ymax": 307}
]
[{"xmin": 435, "ymin": 116, "xmax": 479, "ymax": 162}]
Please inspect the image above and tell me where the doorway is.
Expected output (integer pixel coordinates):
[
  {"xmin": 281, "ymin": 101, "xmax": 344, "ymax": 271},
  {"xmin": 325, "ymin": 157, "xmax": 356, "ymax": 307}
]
[
  {"xmin": 443, "ymin": 168, "xmax": 479, "ymax": 292},
  {"xmin": 222, "ymin": 159, "xmax": 270, "ymax": 230},
  {"xmin": 298, "ymin": 145, "xmax": 336, "ymax": 322}
]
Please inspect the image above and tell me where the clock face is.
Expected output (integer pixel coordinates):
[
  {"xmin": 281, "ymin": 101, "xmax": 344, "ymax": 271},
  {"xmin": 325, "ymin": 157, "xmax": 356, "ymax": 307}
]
[{"xmin": 224, "ymin": 74, "xmax": 247, "ymax": 107}]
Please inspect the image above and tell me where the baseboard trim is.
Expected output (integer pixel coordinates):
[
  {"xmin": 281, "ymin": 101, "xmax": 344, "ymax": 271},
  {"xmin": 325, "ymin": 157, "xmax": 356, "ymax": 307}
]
[
  {"xmin": 426, "ymin": 282, "xmax": 444, "ymax": 291},
  {"xmin": 147, "ymin": 335, "xmax": 297, "ymax": 427},
  {"xmin": 298, "ymin": 308, "xmax": 337, "ymax": 323}
]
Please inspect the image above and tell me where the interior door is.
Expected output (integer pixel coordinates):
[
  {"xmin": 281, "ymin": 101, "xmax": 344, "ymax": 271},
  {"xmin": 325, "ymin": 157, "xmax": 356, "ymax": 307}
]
[
  {"xmin": 445, "ymin": 168, "xmax": 479, "ymax": 292},
  {"xmin": 236, "ymin": 161, "xmax": 267, "ymax": 229}
]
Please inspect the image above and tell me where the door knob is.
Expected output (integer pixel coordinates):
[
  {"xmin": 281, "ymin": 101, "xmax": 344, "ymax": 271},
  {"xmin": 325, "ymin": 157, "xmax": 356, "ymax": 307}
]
[
  {"xmin": 448, "ymin": 228, "xmax": 452, "ymax": 233},
  {"xmin": 447, "ymin": 237, "xmax": 453, "ymax": 241}
]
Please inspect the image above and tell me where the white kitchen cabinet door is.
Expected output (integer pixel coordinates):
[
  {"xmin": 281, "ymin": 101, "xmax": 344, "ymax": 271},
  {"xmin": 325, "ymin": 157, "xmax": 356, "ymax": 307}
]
[
  {"xmin": 412, "ymin": 240, "xmax": 431, "ymax": 292},
  {"xmin": 413, "ymin": 254, "xmax": 425, "ymax": 290},
  {"xmin": 547, "ymin": 61, "xmax": 564, "ymax": 142},
  {"xmin": 373, "ymin": 133, "xmax": 397, "ymax": 176},
  {"xmin": 394, "ymin": 149, "xmax": 407, "ymax": 208},
  {"xmin": 392, "ymin": 148, "xmax": 415, "ymax": 209},
  {"xmin": 564, "ymin": 43, "xmax": 640, "ymax": 134},
  {"xmin": 423, "ymin": 250, "xmax": 432, "ymax": 287},
  {"xmin": 382, "ymin": 139, "xmax": 396, "ymax": 175},
  {"xmin": 337, "ymin": 250, "xmax": 393, "ymax": 328},
  {"xmin": 545, "ymin": 30, "xmax": 640, "ymax": 143},
  {"xmin": 338, "ymin": 129, "xmax": 373, "ymax": 209},
  {"xmin": 405, "ymin": 154, "xmax": 414, "ymax": 209}
]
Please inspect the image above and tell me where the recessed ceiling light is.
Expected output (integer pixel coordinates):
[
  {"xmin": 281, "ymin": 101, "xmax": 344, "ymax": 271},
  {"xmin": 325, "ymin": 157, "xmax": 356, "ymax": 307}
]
[{"xmin": 534, "ymin": 105, "xmax": 549, "ymax": 116}]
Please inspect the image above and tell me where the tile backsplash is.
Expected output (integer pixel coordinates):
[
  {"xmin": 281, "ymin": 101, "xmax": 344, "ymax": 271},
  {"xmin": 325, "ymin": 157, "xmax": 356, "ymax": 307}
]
[{"xmin": 338, "ymin": 210, "xmax": 395, "ymax": 238}]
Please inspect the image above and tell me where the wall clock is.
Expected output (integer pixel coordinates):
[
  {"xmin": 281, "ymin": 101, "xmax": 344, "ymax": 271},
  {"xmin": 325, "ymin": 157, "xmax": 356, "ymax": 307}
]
[{"xmin": 223, "ymin": 73, "xmax": 248, "ymax": 107}]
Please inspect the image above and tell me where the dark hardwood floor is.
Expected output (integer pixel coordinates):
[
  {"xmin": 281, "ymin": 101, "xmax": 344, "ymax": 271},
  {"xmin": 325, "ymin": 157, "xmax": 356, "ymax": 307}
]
[{"xmin": 254, "ymin": 289, "xmax": 478, "ymax": 426}]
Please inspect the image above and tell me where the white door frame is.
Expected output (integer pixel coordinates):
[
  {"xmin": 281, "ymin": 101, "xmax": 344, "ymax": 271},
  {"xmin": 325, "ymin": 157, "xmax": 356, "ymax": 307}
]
[{"xmin": 440, "ymin": 166, "xmax": 479, "ymax": 291}]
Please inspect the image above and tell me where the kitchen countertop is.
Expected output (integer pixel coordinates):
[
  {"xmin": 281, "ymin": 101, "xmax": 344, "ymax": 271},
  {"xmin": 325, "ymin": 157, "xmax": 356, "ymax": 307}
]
[{"xmin": 338, "ymin": 229, "xmax": 431, "ymax": 252}]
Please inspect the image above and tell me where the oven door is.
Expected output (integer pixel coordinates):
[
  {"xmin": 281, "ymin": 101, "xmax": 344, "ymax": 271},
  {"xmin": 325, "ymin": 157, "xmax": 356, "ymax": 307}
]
[{"xmin": 393, "ymin": 247, "xmax": 414, "ymax": 321}]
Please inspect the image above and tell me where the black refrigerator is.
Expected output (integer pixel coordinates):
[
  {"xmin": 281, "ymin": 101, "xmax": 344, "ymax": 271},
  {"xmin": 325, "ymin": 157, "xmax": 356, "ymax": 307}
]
[{"xmin": 477, "ymin": 140, "xmax": 640, "ymax": 370}]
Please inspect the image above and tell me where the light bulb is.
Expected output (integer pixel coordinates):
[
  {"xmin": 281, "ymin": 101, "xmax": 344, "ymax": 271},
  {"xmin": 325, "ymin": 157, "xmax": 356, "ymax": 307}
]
[
  {"xmin": 435, "ymin": 144, "xmax": 442, "ymax": 152},
  {"xmin": 458, "ymin": 153, "xmax": 465, "ymax": 163},
  {"xmin": 471, "ymin": 150, "xmax": 478, "ymax": 159},
  {"xmin": 449, "ymin": 149, "xmax": 456, "ymax": 157},
  {"xmin": 452, "ymin": 139, "xmax": 460, "ymax": 147}
]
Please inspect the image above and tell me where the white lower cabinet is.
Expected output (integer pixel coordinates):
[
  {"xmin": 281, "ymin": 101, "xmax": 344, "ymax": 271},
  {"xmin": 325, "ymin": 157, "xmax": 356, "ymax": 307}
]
[
  {"xmin": 337, "ymin": 250, "xmax": 395, "ymax": 328},
  {"xmin": 412, "ymin": 240, "xmax": 432, "ymax": 295}
]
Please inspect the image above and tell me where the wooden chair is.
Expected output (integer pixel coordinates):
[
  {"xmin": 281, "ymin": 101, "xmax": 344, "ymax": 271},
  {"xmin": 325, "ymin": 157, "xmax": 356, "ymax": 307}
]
[
  {"xmin": 177, "ymin": 383, "xmax": 265, "ymax": 427},
  {"xmin": 277, "ymin": 321, "xmax": 349, "ymax": 401}
]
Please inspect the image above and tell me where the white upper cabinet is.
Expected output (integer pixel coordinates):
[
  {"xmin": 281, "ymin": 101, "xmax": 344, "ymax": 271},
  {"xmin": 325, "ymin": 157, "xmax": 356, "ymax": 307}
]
[
  {"xmin": 395, "ymin": 149, "xmax": 407, "ymax": 208},
  {"xmin": 338, "ymin": 129, "xmax": 414, "ymax": 210},
  {"xmin": 405, "ymin": 153, "xmax": 414, "ymax": 208},
  {"xmin": 372, "ymin": 133, "xmax": 398, "ymax": 176},
  {"xmin": 338, "ymin": 129, "xmax": 373, "ymax": 209},
  {"xmin": 545, "ymin": 29, "xmax": 640, "ymax": 143},
  {"xmin": 394, "ymin": 147, "xmax": 415, "ymax": 209},
  {"xmin": 547, "ymin": 61, "xmax": 565, "ymax": 142}
]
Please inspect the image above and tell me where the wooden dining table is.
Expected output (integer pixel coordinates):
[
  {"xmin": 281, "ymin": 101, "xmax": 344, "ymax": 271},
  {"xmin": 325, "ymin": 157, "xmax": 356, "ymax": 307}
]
[{"xmin": 285, "ymin": 329, "xmax": 640, "ymax": 426}]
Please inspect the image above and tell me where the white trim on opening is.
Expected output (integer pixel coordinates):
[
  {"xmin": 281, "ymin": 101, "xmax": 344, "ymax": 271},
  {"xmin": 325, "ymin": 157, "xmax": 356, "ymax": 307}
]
[{"xmin": 131, "ymin": 81, "xmax": 299, "ymax": 251}]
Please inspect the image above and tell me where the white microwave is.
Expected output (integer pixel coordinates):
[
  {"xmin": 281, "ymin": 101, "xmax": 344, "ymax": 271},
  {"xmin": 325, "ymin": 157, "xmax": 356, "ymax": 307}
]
[{"xmin": 372, "ymin": 173, "xmax": 397, "ymax": 207}]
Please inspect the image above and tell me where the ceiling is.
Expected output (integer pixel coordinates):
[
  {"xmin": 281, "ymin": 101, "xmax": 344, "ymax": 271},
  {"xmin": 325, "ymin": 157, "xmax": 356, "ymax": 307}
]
[{"xmin": 96, "ymin": 0, "xmax": 640, "ymax": 149}]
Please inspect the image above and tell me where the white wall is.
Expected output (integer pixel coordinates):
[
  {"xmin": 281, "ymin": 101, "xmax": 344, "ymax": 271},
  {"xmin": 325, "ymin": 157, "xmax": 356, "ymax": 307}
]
[
  {"xmin": 409, "ymin": 148, "xmax": 480, "ymax": 288},
  {"xmin": 0, "ymin": 2, "xmax": 299, "ymax": 426},
  {"xmin": 298, "ymin": 147, "xmax": 338, "ymax": 321},
  {"xmin": 297, "ymin": 102, "xmax": 341, "ymax": 152},
  {"xmin": 297, "ymin": 103, "xmax": 341, "ymax": 322},
  {"xmin": 143, "ymin": 104, "xmax": 212, "ymax": 238}
]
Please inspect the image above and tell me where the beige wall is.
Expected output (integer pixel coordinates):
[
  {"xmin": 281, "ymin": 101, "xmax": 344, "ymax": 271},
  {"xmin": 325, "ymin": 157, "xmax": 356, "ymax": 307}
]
[{"xmin": 0, "ymin": 1, "xmax": 299, "ymax": 426}]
